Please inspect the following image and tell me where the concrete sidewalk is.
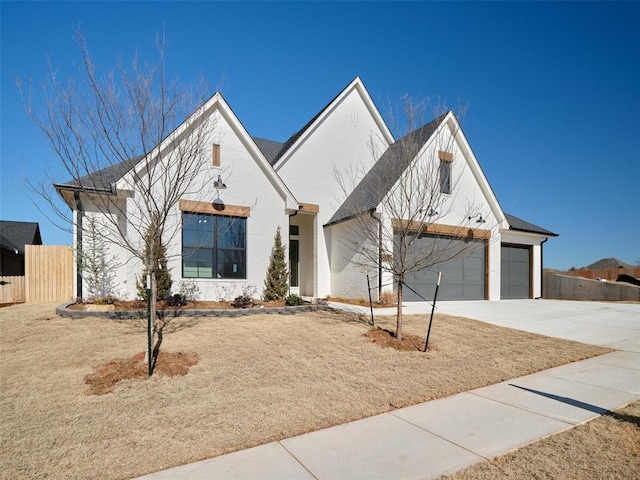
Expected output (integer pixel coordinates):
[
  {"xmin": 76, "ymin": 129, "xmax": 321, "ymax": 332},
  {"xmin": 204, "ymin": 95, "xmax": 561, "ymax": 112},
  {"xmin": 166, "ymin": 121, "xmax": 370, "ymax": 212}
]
[
  {"xmin": 135, "ymin": 300, "xmax": 640, "ymax": 479},
  {"xmin": 136, "ymin": 349, "xmax": 640, "ymax": 480}
]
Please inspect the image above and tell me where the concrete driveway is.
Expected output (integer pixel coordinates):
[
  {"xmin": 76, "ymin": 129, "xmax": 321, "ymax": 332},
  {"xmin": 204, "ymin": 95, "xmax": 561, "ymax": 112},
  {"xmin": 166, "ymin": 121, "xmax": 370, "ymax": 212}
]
[{"xmin": 398, "ymin": 299, "xmax": 640, "ymax": 353}]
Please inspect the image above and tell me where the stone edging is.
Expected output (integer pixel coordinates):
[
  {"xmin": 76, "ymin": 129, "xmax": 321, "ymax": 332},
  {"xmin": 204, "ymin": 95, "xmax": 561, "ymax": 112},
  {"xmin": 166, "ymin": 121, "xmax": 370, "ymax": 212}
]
[{"xmin": 55, "ymin": 302, "xmax": 333, "ymax": 320}]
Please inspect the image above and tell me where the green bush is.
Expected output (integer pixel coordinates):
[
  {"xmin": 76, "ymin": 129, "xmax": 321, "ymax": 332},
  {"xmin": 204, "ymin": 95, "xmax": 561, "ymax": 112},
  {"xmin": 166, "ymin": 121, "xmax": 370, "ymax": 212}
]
[
  {"xmin": 165, "ymin": 294, "xmax": 187, "ymax": 307},
  {"xmin": 285, "ymin": 294, "xmax": 304, "ymax": 306},
  {"xmin": 232, "ymin": 295, "xmax": 254, "ymax": 309}
]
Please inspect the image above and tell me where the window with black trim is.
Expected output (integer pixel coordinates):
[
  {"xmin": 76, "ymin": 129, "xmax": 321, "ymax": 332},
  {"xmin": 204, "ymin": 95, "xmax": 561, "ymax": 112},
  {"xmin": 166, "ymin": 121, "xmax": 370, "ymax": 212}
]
[
  {"xmin": 439, "ymin": 159, "xmax": 452, "ymax": 194},
  {"xmin": 182, "ymin": 212, "xmax": 246, "ymax": 279}
]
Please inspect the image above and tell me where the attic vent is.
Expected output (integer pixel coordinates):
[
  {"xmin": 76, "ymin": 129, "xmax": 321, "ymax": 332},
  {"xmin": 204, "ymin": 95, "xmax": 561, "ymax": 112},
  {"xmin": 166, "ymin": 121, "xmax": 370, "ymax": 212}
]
[{"xmin": 212, "ymin": 144, "xmax": 221, "ymax": 167}]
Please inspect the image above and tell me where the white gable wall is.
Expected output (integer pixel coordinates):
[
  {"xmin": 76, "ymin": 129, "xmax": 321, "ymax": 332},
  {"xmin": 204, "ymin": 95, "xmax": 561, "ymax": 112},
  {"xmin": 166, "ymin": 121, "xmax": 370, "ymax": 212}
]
[
  {"xmin": 82, "ymin": 101, "xmax": 293, "ymax": 301},
  {"xmin": 165, "ymin": 107, "xmax": 292, "ymax": 301},
  {"xmin": 276, "ymin": 82, "xmax": 392, "ymax": 297},
  {"xmin": 370, "ymin": 118, "xmax": 504, "ymax": 300}
]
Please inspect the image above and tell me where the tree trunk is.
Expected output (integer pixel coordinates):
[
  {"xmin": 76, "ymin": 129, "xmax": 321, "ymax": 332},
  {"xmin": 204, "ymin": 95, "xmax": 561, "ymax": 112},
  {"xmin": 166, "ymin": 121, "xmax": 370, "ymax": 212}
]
[
  {"xmin": 150, "ymin": 270, "xmax": 157, "ymax": 371},
  {"xmin": 396, "ymin": 277, "xmax": 403, "ymax": 341}
]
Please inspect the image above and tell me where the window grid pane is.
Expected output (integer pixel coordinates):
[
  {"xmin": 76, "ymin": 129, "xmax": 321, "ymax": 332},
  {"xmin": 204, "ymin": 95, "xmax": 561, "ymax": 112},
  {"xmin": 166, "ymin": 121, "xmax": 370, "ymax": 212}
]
[
  {"xmin": 182, "ymin": 212, "xmax": 246, "ymax": 279},
  {"xmin": 439, "ymin": 161, "xmax": 451, "ymax": 194}
]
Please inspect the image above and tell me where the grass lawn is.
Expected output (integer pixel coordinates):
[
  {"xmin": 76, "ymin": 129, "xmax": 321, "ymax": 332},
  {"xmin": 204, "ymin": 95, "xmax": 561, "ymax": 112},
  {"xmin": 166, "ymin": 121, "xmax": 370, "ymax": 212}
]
[{"xmin": 1, "ymin": 302, "xmax": 611, "ymax": 480}]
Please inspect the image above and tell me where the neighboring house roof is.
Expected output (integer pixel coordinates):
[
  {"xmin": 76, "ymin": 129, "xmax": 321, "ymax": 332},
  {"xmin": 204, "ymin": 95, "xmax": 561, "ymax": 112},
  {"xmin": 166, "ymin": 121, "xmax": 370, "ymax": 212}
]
[
  {"xmin": 325, "ymin": 113, "xmax": 448, "ymax": 226},
  {"xmin": 504, "ymin": 213, "xmax": 558, "ymax": 237},
  {"xmin": 0, "ymin": 221, "xmax": 43, "ymax": 255},
  {"xmin": 252, "ymin": 137, "xmax": 285, "ymax": 165},
  {"xmin": 583, "ymin": 257, "xmax": 633, "ymax": 269}
]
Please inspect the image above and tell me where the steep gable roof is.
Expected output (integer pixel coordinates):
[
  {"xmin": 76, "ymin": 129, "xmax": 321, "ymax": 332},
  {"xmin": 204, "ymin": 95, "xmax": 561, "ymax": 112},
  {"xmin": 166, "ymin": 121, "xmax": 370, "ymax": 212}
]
[
  {"xmin": 326, "ymin": 113, "xmax": 447, "ymax": 226},
  {"xmin": 0, "ymin": 221, "xmax": 42, "ymax": 254},
  {"xmin": 60, "ymin": 157, "xmax": 141, "ymax": 191},
  {"xmin": 504, "ymin": 213, "xmax": 558, "ymax": 236},
  {"xmin": 55, "ymin": 93, "xmax": 299, "ymax": 212}
]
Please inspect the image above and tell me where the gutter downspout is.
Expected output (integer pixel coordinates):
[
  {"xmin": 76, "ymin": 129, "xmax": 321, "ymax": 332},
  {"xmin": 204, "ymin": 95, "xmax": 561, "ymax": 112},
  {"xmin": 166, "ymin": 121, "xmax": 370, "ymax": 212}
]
[
  {"xmin": 74, "ymin": 191, "xmax": 83, "ymax": 300},
  {"xmin": 370, "ymin": 210, "xmax": 382, "ymax": 297},
  {"xmin": 538, "ymin": 237, "xmax": 548, "ymax": 299}
]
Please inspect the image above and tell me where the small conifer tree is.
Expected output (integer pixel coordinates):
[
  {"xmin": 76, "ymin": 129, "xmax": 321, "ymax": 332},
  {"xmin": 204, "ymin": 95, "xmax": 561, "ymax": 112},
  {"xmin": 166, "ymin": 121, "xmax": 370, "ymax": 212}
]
[
  {"xmin": 263, "ymin": 226, "xmax": 289, "ymax": 301},
  {"xmin": 80, "ymin": 216, "xmax": 119, "ymax": 300},
  {"xmin": 136, "ymin": 228, "xmax": 172, "ymax": 300}
]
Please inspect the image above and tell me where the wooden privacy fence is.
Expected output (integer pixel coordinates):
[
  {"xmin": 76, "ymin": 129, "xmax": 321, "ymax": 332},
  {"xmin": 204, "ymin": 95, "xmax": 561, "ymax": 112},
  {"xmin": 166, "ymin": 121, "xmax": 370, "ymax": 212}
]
[
  {"xmin": 564, "ymin": 267, "xmax": 640, "ymax": 281},
  {"xmin": 25, "ymin": 245, "xmax": 74, "ymax": 303},
  {"xmin": 0, "ymin": 276, "xmax": 26, "ymax": 304}
]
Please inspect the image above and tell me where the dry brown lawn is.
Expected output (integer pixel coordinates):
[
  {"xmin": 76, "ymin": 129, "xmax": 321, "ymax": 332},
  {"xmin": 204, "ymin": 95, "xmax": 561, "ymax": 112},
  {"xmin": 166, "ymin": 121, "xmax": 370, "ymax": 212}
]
[
  {"xmin": 0, "ymin": 302, "xmax": 610, "ymax": 480},
  {"xmin": 441, "ymin": 400, "xmax": 640, "ymax": 480}
]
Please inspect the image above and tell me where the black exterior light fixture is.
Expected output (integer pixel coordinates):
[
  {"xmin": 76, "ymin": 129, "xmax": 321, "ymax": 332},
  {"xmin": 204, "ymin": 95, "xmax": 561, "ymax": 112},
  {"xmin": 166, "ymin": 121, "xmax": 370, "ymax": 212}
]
[
  {"xmin": 468, "ymin": 213, "xmax": 486, "ymax": 223},
  {"xmin": 214, "ymin": 174, "xmax": 227, "ymax": 190},
  {"xmin": 427, "ymin": 208, "xmax": 439, "ymax": 217}
]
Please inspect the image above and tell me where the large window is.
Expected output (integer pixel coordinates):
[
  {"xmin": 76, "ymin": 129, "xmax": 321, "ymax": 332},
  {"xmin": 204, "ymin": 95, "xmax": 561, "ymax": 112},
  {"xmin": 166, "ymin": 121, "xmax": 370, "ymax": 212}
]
[{"xmin": 182, "ymin": 212, "xmax": 246, "ymax": 279}]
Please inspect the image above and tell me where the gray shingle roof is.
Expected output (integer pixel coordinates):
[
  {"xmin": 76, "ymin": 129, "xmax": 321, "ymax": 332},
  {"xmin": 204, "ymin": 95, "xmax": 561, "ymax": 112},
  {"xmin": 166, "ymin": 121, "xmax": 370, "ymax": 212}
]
[
  {"xmin": 252, "ymin": 137, "xmax": 285, "ymax": 165},
  {"xmin": 0, "ymin": 221, "xmax": 42, "ymax": 254},
  {"xmin": 62, "ymin": 157, "xmax": 141, "ymax": 191},
  {"xmin": 504, "ymin": 213, "xmax": 558, "ymax": 236},
  {"xmin": 326, "ymin": 113, "xmax": 448, "ymax": 226}
]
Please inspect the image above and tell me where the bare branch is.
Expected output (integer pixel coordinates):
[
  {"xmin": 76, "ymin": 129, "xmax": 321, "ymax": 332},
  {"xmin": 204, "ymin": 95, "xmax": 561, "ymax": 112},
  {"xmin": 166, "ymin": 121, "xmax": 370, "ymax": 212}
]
[{"xmin": 334, "ymin": 95, "xmax": 488, "ymax": 340}]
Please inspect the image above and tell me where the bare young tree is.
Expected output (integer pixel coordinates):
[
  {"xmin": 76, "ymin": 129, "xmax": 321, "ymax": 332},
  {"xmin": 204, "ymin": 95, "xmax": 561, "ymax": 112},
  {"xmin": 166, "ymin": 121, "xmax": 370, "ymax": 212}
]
[
  {"xmin": 334, "ymin": 97, "xmax": 488, "ymax": 341},
  {"xmin": 20, "ymin": 29, "xmax": 216, "ymax": 373}
]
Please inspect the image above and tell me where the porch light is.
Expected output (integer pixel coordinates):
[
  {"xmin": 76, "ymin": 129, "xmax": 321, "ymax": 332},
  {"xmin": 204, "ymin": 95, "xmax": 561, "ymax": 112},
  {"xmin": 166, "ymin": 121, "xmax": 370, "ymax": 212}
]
[
  {"xmin": 427, "ymin": 208, "xmax": 439, "ymax": 217},
  {"xmin": 214, "ymin": 174, "xmax": 227, "ymax": 190},
  {"xmin": 468, "ymin": 213, "xmax": 486, "ymax": 223}
]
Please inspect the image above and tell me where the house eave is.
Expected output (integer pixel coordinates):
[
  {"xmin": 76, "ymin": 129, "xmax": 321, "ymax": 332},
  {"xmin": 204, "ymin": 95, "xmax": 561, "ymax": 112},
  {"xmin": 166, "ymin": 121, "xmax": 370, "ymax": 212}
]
[
  {"xmin": 324, "ymin": 209, "xmax": 375, "ymax": 228},
  {"xmin": 54, "ymin": 183, "xmax": 116, "ymax": 210},
  {"xmin": 503, "ymin": 227, "xmax": 559, "ymax": 238}
]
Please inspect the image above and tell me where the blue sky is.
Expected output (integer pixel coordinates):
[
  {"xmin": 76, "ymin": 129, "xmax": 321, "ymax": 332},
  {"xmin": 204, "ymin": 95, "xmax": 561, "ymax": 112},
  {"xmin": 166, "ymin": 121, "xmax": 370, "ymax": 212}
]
[{"xmin": 1, "ymin": 1, "xmax": 639, "ymax": 270}]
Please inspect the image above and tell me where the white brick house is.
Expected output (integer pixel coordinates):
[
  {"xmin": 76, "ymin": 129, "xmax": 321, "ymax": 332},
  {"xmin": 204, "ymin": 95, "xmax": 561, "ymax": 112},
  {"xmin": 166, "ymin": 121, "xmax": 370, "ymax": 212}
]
[{"xmin": 56, "ymin": 77, "xmax": 557, "ymax": 302}]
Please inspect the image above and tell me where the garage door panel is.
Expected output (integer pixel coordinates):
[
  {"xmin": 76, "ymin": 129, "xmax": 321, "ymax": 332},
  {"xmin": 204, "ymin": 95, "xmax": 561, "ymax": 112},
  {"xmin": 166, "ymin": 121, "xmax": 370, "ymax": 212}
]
[
  {"xmin": 511, "ymin": 262, "xmax": 528, "ymax": 278},
  {"xmin": 463, "ymin": 283, "xmax": 484, "ymax": 299},
  {"xmin": 501, "ymin": 245, "xmax": 530, "ymax": 299},
  {"xmin": 398, "ymin": 235, "xmax": 485, "ymax": 301}
]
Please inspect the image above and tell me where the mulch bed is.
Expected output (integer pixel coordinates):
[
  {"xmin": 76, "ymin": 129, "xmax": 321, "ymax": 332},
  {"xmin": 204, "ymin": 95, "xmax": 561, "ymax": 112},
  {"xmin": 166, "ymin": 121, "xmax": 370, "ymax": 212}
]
[
  {"xmin": 365, "ymin": 327, "xmax": 435, "ymax": 352},
  {"xmin": 85, "ymin": 351, "xmax": 199, "ymax": 395}
]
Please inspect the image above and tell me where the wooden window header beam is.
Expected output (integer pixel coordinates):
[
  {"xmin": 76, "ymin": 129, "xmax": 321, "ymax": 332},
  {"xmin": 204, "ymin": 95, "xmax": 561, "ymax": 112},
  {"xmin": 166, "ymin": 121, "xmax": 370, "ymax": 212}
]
[
  {"xmin": 179, "ymin": 199, "xmax": 250, "ymax": 218},
  {"xmin": 298, "ymin": 203, "xmax": 320, "ymax": 214},
  {"xmin": 391, "ymin": 218, "xmax": 491, "ymax": 239}
]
